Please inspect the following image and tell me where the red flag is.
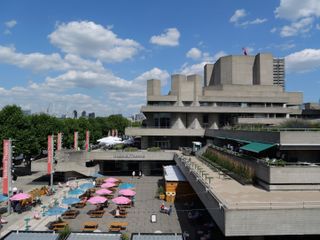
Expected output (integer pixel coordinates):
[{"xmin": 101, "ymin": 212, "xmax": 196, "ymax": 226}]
[
  {"xmin": 74, "ymin": 131, "xmax": 78, "ymax": 150},
  {"xmin": 85, "ymin": 130, "xmax": 90, "ymax": 151},
  {"xmin": 2, "ymin": 140, "xmax": 10, "ymax": 195},
  {"xmin": 242, "ymin": 47, "xmax": 248, "ymax": 56}
]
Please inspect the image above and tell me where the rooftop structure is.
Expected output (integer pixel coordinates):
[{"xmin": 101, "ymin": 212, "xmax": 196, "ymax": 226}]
[
  {"xmin": 1, "ymin": 231, "xmax": 59, "ymax": 240},
  {"xmin": 126, "ymin": 53, "xmax": 303, "ymax": 149}
]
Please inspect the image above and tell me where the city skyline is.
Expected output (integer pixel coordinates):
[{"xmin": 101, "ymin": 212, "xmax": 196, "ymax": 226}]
[{"xmin": 0, "ymin": 0, "xmax": 320, "ymax": 116}]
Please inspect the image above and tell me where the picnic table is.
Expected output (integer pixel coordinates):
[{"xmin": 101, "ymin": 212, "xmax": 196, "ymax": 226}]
[
  {"xmin": 72, "ymin": 202, "xmax": 86, "ymax": 208},
  {"xmin": 114, "ymin": 209, "xmax": 127, "ymax": 218},
  {"xmin": 82, "ymin": 221, "xmax": 98, "ymax": 232},
  {"xmin": 90, "ymin": 210, "xmax": 105, "ymax": 218},
  {"xmin": 109, "ymin": 221, "xmax": 128, "ymax": 232},
  {"xmin": 62, "ymin": 210, "xmax": 79, "ymax": 219},
  {"xmin": 51, "ymin": 221, "xmax": 68, "ymax": 231}
]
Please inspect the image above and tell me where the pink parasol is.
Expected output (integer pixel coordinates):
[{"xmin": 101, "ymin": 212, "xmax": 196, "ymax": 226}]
[
  {"xmin": 104, "ymin": 177, "xmax": 119, "ymax": 183},
  {"xmin": 119, "ymin": 189, "xmax": 136, "ymax": 197},
  {"xmin": 112, "ymin": 196, "xmax": 131, "ymax": 205},
  {"xmin": 95, "ymin": 188, "xmax": 113, "ymax": 195},
  {"xmin": 10, "ymin": 193, "xmax": 31, "ymax": 201},
  {"xmin": 101, "ymin": 182, "xmax": 116, "ymax": 188},
  {"xmin": 87, "ymin": 196, "xmax": 107, "ymax": 204}
]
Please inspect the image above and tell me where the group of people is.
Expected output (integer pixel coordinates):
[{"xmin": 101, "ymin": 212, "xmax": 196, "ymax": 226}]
[
  {"xmin": 160, "ymin": 202, "xmax": 172, "ymax": 215},
  {"xmin": 132, "ymin": 170, "xmax": 143, "ymax": 178}
]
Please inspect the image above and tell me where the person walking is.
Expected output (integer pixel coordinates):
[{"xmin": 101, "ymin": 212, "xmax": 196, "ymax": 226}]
[{"xmin": 132, "ymin": 170, "xmax": 135, "ymax": 179}]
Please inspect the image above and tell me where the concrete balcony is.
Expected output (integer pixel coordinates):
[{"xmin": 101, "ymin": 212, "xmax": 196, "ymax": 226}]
[
  {"xmin": 237, "ymin": 117, "xmax": 288, "ymax": 125},
  {"xmin": 141, "ymin": 105, "xmax": 302, "ymax": 114},
  {"xmin": 125, "ymin": 127, "xmax": 205, "ymax": 137}
]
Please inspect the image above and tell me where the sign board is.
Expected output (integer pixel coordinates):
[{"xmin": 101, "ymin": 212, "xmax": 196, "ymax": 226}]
[{"xmin": 47, "ymin": 135, "xmax": 53, "ymax": 174}]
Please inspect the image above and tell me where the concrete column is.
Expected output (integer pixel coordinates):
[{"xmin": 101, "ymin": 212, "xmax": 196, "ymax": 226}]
[{"xmin": 141, "ymin": 137, "xmax": 148, "ymax": 149}]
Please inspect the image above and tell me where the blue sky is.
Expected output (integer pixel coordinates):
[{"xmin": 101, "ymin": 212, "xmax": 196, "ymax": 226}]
[{"xmin": 0, "ymin": 0, "xmax": 320, "ymax": 116}]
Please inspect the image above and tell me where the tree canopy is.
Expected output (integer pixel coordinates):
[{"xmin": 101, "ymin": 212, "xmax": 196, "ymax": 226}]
[{"xmin": 0, "ymin": 105, "xmax": 131, "ymax": 162}]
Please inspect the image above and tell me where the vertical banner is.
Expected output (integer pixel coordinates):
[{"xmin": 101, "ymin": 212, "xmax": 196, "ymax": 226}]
[
  {"xmin": 2, "ymin": 140, "xmax": 11, "ymax": 195},
  {"xmin": 47, "ymin": 135, "xmax": 53, "ymax": 175},
  {"xmin": 57, "ymin": 132, "xmax": 62, "ymax": 151},
  {"xmin": 74, "ymin": 131, "xmax": 78, "ymax": 150},
  {"xmin": 112, "ymin": 129, "xmax": 115, "ymax": 137},
  {"xmin": 85, "ymin": 130, "xmax": 90, "ymax": 151}
]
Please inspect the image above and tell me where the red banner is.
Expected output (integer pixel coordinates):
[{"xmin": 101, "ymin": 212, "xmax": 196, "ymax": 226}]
[
  {"xmin": 2, "ymin": 140, "xmax": 10, "ymax": 195},
  {"xmin": 74, "ymin": 131, "xmax": 78, "ymax": 150},
  {"xmin": 57, "ymin": 132, "xmax": 62, "ymax": 151},
  {"xmin": 85, "ymin": 130, "xmax": 90, "ymax": 151},
  {"xmin": 47, "ymin": 135, "xmax": 53, "ymax": 174}
]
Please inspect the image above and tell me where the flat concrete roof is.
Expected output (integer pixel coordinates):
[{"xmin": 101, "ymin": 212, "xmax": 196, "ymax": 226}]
[
  {"xmin": 67, "ymin": 233, "xmax": 121, "ymax": 240},
  {"xmin": 2, "ymin": 232, "xmax": 59, "ymax": 240},
  {"xmin": 187, "ymin": 155, "xmax": 320, "ymax": 209},
  {"xmin": 163, "ymin": 165, "xmax": 186, "ymax": 182}
]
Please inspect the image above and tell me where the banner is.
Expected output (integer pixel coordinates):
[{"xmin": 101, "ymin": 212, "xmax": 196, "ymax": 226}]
[
  {"xmin": 47, "ymin": 135, "xmax": 53, "ymax": 174},
  {"xmin": 2, "ymin": 140, "xmax": 10, "ymax": 195},
  {"xmin": 74, "ymin": 131, "xmax": 78, "ymax": 150},
  {"xmin": 85, "ymin": 130, "xmax": 90, "ymax": 151},
  {"xmin": 57, "ymin": 132, "xmax": 62, "ymax": 151}
]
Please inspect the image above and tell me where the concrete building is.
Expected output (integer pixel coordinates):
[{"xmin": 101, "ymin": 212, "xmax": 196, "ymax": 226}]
[{"xmin": 126, "ymin": 53, "xmax": 303, "ymax": 149}]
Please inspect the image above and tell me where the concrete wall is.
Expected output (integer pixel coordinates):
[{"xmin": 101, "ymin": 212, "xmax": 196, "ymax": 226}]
[
  {"xmin": 125, "ymin": 127, "xmax": 205, "ymax": 137},
  {"xmin": 280, "ymin": 131, "xmax": 320, "ymax": 145},
  {"xmin": 253, "ymin": 53, "xmax": 273, "ymax": 86},
  {"xmin": 225, "ymin": 208, "xmax": 320, "ymax": 236},
  {"xmin": 204, "ymin": 64, "xmax": 214, "ymax": 87}
]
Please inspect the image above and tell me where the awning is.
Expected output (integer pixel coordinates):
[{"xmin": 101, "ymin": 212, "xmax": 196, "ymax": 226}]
[
  {"xmin": 240, "ymin": 142, "xmax": 276, "ymax": 153},
  {"xmin": 215, "ymin": 136, "xmax": 251, "ymax": 143}
]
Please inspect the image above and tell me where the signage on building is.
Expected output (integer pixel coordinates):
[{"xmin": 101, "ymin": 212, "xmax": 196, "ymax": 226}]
[{"xmin": 113, "ymin": 153, "xmax": 145, "ymax": 159}]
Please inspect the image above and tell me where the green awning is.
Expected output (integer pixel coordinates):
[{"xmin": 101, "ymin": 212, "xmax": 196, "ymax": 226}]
[{"xmin": 240, "ymin": 142, "xmax": 276, "ymax": 153}]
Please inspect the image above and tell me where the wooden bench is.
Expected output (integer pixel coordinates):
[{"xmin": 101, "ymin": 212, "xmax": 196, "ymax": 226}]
[
  {"xmin": 73, "ymin": 202, "xmax": 86, "ymax": 208},
  {"xmin": 82, "ymin": 221, "xmax": 98, "ymax": 232},
  {"xmin": 109, "ymin": 222, "xmax": 128, "ymax": 230},
  {"xmin": 90, "ymin": 210, "xmax": 105, "ymax": 218}
]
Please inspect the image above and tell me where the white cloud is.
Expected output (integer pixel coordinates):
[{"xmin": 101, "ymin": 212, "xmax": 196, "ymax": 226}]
[
  {"xmin": 230, "ymin": 9, "xmax": 267, "ymax": 27},
  {"xmin": 5, "ymin": 20, "xmax": 17, "ymax": 28},
  {"xmin": 286, "ymin": 48, "xmax": 320, "ymax": 73},
  {"xmin": 316, "ymin": 24, "xmax": 320, "ymax": 30},
  {"xmin": 186, "ymin": 48, "xmax": 202, "ymax": 60},
  {"xmin": 180, "ymin": 51, "xmax": 227, "ymax": 75},
  {"xmin": 275, "ymin": 0, "xmax": 320, "ymax": 21},
  {"xmin": 230, "ymin": 9, "xmax": 247, "ymax": 23},
  {"xmin": 49, "ymin": 21, "xmax": 141, "ymax": 62},
  {"xmin": 0, "ymin": 45, "xmax": 104, "ymax": 72},
  {"xmin": 134, "ymin": 67, "xmax": 170, "ymax": 86},
  {"xmin": 150, "ymin": 28, "xmax": 180, "ymax": 46},
  {"xmin": 270, "ymin": 27, "xmax": 277, "ymax": 33},
  {"xmin": 280, "ymin": 17, "xmax": 314, "ymax": 37}
]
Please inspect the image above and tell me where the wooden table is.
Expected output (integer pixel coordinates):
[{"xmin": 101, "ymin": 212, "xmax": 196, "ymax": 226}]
[
  {"xmin": 52, "ymin": 222, "xmax": 68, "ymax": 231},
  {"xmin": 82, "ymin": 221, "xmax": 98, "ymax": 232}
]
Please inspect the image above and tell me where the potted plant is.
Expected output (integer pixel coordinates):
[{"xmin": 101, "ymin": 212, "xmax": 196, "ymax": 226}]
[
  {"xmin": 158, "ymin": 186, "xmax": 165, "ymax": 200},
  {"xmin": 121, "ymin": 233, "xmax": 129, "ymax": 240}
]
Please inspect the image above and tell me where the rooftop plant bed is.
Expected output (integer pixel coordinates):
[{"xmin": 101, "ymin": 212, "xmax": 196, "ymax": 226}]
[{"xmin": 201, "ymin": 148, "xmax": 254, "ymax": 184}]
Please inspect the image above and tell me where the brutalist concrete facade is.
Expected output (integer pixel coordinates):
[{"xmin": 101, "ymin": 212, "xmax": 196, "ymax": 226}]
[{"xmin": 126, "ymin": 53, "xmax": 303, "ymax": 149}]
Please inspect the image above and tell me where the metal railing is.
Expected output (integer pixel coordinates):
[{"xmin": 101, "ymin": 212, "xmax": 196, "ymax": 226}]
[{"xmin": 175, "ymin": 152, "xmax": 320, "ymax": 210}]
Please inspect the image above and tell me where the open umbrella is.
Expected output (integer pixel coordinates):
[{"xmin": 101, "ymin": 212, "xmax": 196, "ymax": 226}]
[
  {"xmin": 119, "ymin": 189, "xmax": 136, "ymax": 197},
  {"xmin": 112, "ymin": 196, "xmax": 131, "ymax": 205},
  {"xmin": 62, "ymin": 197, "xmax": 80, "ymax": 205},
  {"xmin": 68, "ymin": 188, "xmax": 84, "ymax": 195},
  {"xmin": 10, "ymin": 193, "xmax": 31, "ymax": 201},
  {"xmin": 79, "ymin": 182, "xmax": 94, "ymax": 190},
  {"xmin": 0, "ymin": 194, "xmax": 8, "ymax": 202},
  {"xmin": 101, "ymin": 182, "xmax": 116, "ymax": 188},
  {"xmin": 87, "ymin": 196, "xmax": 107, "ymax": 204},
  {"xmin": 118, "ymin": 183, "xmax": 135, "ymax": 189},
  {"xmin": 95, "ymin": 189, "xmax": 113, "ymax": 195},
  {"xmin": 46, "ymin": 206, "xmax": 67, "ymax": 216},
  {"xmin": 104, "ymin": 177, "xmax": 119, "ymax": 183}
]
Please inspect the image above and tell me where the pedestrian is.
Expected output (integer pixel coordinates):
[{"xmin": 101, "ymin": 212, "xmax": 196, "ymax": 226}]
[
  {"xmin": 132, "ymin": 170, "xmax": 135, "ymax": 179},
  {"xmin": 168, "ymin": 205, "xmax": 172, "ymax": 216},
  {"xmin": 139, "ymin": 170, "xmax": 142, "ymax": 179}
]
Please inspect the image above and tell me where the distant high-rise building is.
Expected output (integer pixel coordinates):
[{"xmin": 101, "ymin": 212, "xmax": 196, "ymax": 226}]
[
  {"xmin": 273, "ymin": 58, "xmax": 285, "ymax": 88},
  {"xmin": 22, "ymin": 110, "xmax": 31, "ymax": 116},
  {"xmin": 81, "ymin": 111, "xmax": 86, "ymax": 117},
  {"xmin": 88, "ymin": 112, "xmax": 95, "ymax": 118},
  {"xmin": 73, "ymin": 110, "xmax": 78, "ymax": 119}
]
